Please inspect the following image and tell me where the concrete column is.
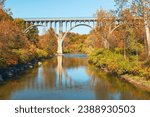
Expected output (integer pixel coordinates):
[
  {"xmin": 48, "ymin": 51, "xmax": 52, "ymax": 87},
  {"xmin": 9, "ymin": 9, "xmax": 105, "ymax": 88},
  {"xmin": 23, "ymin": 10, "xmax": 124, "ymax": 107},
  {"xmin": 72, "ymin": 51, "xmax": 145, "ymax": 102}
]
[
  {"xmin": 70, "ymin": 21, "xmax": 72, "ymax": 28},
  {"xmin": 57, "ymin": 21, "xmax": 63, "ymax": 55},
  {"xmin": 41, "ymin": 21, "xmax": 44, "ymax": 25},
  {"xmin": 46, "ymin": 21, "xmax": 48, "ymax": 27},
  {"xmin": 93, "ymin": 21, "xmax": 95, "ymax": 28},
  {"xmin": 75, "ymin": 21, "xmax": 77, "ymax": 25},
  {"xmin": 59, "ymin": 21, "xmax": 63, "ymax": 34},
  {"xmin": 31, "ymin": 21, "xmax": 34, "ymax": 25},
  {"xmin": 66, "ymin": 22, "xmax": 67, "ymax": 32},
  {"xmin": 57, "ymin": 37, "xmax": 63, "ymax": 55},
  {"xmin": 50, "ymin": 21, "xmax": 52, "ymax": 28},
  {"xmin": 54, "ymin": 22, "xmax": 57, "ymax": 32}
]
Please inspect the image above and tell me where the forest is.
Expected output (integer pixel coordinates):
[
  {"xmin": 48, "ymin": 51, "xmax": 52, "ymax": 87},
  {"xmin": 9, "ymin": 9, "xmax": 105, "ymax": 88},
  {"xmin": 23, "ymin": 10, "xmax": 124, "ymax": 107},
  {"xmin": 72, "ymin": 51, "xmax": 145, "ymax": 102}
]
[
  {"xmin": 0, "ymin": 0, "xmax": 150, "ymax": 88},
  {"xmin": 88, "ymin": 0, "xmax": 150, "ymax": 89}
]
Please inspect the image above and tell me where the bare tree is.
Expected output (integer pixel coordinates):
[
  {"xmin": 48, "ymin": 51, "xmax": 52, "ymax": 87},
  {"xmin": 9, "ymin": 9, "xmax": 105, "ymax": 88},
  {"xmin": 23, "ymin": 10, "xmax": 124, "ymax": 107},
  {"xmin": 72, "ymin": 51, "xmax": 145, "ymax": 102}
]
[
  {"xmin": 96, "ymin": 9, "xmax": 116, "ymax": 49},
  {"xmin": 0, "ymin": 0, "xmax": 6, "ymax": 9}
]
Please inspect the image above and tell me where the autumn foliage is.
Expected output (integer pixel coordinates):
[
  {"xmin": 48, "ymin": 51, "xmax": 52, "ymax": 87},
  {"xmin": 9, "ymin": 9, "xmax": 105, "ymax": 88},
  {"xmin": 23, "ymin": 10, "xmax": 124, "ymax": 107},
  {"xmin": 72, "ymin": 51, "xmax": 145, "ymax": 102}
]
[
  {"xmin": 88, "ymin": 8, "xmax": 150, "ymax": 78},
  {"xmin": 0, "ymin": 10, "xmax": 55, "ymax": 68}
]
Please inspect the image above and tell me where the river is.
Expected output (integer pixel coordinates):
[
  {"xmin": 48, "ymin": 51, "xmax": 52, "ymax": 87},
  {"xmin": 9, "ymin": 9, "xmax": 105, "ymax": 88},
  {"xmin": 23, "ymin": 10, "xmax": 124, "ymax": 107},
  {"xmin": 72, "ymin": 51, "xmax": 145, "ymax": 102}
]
[{"xmin": 0, "ymin": 54, "xmax": 150, "ymax": 100}]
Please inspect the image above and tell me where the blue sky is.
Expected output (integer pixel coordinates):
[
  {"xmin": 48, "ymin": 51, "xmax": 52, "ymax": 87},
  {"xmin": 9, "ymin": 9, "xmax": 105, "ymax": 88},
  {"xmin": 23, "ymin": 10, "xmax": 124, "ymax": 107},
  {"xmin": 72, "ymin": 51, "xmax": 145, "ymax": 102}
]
[{"xmin": 5, "ymin": 0, "xmax": 115, "ymax": 34}]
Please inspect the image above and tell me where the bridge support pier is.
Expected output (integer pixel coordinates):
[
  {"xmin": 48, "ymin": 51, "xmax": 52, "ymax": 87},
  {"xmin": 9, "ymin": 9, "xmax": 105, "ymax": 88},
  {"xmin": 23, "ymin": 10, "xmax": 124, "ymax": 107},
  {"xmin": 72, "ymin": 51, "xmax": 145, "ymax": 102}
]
[
  {"xmin": 57, "ymin": 38, "xmax": 63, "ymax": 55},
  {"xmin": 57, "ymin": 21, "xmax": 64, "ymax": 55},
  {"xmin": 24, "ymin": 18, "xmax": 97, "ymax": 55}
]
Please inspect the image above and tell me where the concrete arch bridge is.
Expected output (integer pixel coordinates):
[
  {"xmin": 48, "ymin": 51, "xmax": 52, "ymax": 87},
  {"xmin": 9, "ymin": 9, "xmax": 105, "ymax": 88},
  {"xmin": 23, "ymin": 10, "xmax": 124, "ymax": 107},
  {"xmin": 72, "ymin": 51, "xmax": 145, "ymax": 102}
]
[{"xmin": 24, "ymin": 17, "xmax": 97, "ymax": 54}]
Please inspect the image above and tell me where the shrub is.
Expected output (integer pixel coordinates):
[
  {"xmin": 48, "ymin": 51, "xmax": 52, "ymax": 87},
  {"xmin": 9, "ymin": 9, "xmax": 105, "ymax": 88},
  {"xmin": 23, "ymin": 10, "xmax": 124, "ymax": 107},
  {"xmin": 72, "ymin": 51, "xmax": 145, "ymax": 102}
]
[
  {"xmin": 36, "ymin": 48, "xmax": 48, "ymax": 58},
  {"xmin": 13, "ymin": 49, "xmax": 30, "ymax": 63},
  {"xmin": 88, "ymin": 48, "xmax": 150, "ymax": 77}
]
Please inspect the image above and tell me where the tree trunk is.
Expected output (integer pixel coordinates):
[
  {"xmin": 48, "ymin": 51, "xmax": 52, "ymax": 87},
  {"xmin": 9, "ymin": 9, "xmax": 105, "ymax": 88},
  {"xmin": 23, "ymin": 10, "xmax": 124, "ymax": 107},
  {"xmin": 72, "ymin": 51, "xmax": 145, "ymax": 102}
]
[
  {"xmin": 142, "ymin": 0, "xmax": 150, "ymax": 57},
  {"xmin": 144, "ymin": 19, "xmax": 150, "ymax": 57},
  {"xmin": 103, "ymin": 38, "xmax": 110, "ymax": 49}
]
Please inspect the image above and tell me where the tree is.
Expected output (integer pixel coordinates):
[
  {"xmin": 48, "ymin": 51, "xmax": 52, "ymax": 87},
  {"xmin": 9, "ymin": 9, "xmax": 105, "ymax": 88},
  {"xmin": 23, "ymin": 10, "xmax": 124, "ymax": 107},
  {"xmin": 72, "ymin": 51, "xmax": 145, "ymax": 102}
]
[
  {"xmin": 63, "ymin": 32, "xmax": 88, "ymax": 53},
  {"xmin": 0, "ymin": 0, "xmax": 12, "ymax": 15},
  {"xmin": 14, "ymin": 18, "xmax": 26, "ymax": 30},
  {"xmin": 96, "ymin": 9, "xmax": 117, "ymax": 49},
  {"xmin": 116, "ymin": 9, "xmax": 145, "ymax": 58},
  {"xmin": 114, "ymin": 0, "xmax": 150, "ymax": 57},
  {"xmin": 39, "ymin": 28, "xmax": 57, "ymax": 55},
  {"xmin": 0, "ymin": 16, "xmax": 30, "ymax": 66},
  {"xmin": 14, "ymin": 18, "xmax": 39, "ymax": 46},
  {"xmin": 0, "ymin": 0, "xmax": 6, "ymax": 9}
]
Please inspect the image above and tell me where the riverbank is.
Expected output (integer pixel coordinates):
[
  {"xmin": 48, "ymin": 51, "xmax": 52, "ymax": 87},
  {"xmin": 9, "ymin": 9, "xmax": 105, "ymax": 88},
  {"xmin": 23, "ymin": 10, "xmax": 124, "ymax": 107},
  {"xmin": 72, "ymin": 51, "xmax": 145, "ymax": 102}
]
[
  {"xmin": 0, "ymin": 56, "xmax": 53, "ymax": 82},
  {"xmin": 88, "ymin": 49, "xmax": 150, "ymax": 92},
  {"xmin": 1, "ymin": 54, "xmax": 150, "ymax": 100},
  {"xmin": 121, "ymin": 74, "xmax": 150, "ymax": 92}
]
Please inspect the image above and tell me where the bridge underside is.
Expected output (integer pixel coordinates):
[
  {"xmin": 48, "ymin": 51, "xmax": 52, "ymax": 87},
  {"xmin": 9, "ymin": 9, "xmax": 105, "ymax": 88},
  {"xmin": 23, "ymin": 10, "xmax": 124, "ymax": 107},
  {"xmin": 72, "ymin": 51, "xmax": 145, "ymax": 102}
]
[{"xmin": 24, "ymin": 18, "xmax": 97, "ymax": 54}]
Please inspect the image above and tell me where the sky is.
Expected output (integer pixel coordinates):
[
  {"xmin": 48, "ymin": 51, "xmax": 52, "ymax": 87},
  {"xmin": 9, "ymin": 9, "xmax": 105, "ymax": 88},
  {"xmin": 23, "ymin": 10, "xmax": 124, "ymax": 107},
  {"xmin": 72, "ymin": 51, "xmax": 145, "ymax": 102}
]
[{"xmin": 5, "ymin": 0, "xmax": 115, "ymax": 34}]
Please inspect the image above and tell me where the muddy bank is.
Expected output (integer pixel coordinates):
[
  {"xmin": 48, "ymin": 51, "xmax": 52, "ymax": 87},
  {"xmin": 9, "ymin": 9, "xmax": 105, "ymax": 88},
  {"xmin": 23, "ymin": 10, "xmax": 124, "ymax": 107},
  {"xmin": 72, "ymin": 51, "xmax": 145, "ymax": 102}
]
[{"xmin": 121, "ymin": 74, "xmax": 150, "ymax": 92}]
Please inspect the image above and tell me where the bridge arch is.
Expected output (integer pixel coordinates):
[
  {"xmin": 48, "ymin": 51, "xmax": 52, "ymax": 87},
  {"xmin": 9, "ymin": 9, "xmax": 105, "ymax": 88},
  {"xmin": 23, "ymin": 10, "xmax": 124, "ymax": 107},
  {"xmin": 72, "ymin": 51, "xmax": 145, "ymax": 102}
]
[
  {"xmin": 23, "ymin": 24, "xmax": 46, "ymax": 33},
  {"xmin": 23, "ymin": 22, "xmax": 95, "ymax": 55},
  {"xmin": 62, "ymin": 23, "xmax": 93, "ymax": 41},
  {"xmin": 56, "ymin": 23, "xmax": 94, "ymax": 54}
]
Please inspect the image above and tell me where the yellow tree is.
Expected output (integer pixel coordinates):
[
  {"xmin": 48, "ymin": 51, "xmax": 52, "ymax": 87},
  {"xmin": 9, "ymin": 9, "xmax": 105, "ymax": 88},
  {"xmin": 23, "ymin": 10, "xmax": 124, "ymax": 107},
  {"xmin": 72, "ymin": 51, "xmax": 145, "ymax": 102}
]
[{"xmin": 114, "ymin": 0, "xmax": 150, "ymax": 57}]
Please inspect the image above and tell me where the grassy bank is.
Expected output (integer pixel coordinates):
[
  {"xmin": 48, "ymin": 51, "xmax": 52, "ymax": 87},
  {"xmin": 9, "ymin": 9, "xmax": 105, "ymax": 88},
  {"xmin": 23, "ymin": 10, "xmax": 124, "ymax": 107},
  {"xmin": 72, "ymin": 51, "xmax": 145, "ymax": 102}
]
[{"xmin": 88, "ymin": 48, "xmax": 150, "ymax": 91}]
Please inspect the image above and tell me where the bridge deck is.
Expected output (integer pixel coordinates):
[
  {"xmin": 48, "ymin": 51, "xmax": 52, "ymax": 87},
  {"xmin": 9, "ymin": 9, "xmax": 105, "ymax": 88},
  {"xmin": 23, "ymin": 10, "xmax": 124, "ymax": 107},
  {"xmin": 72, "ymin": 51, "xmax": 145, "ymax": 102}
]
[{"xmin": 24, "ymin": 17, "xmax": 97, "ymax": 22}]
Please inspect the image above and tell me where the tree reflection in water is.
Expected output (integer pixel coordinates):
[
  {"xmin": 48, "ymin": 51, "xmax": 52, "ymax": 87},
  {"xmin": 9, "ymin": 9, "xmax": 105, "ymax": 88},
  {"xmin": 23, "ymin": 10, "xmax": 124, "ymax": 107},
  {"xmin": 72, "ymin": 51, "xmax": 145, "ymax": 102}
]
[
  {"xmin": 0, "ymin": 54, "xmax": 150, "ymax": 100},
  {"xmin": 86, "ymin": 66, "xmax": 150, "ymax": 100}
]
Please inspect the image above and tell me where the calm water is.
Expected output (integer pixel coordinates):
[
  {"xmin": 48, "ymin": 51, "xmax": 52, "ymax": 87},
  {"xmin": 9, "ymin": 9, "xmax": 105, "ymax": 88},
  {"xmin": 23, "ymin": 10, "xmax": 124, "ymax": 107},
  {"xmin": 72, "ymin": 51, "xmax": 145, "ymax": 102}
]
[{"xmin": 0, "ymin": 54, "xmax": 150, "ymax": 100}]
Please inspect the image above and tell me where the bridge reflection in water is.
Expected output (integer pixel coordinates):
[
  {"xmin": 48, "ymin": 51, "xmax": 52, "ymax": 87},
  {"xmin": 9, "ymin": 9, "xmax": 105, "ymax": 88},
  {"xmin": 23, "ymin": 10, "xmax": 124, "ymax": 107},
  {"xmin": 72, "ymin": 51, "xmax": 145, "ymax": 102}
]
[
  {"xmin": 57, "ymin": 55, "xmax": 63, "ymax": 88},
  {"xmin": 0, "ymin": 54, "xmax": 150, "ymax": 100}
]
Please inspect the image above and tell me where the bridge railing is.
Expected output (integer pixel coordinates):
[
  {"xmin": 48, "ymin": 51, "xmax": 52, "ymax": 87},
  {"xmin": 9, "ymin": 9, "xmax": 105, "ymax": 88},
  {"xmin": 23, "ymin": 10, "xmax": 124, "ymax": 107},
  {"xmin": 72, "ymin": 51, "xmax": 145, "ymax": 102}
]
[{"xmin": 23, "ymin": 17, "xmax": 97, "ymax": 22}]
